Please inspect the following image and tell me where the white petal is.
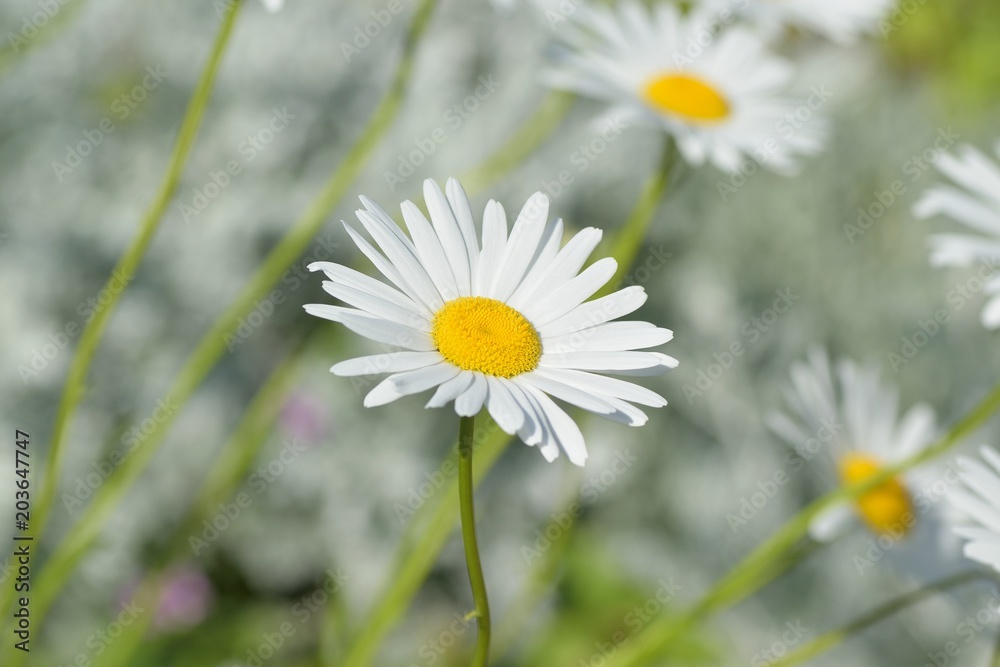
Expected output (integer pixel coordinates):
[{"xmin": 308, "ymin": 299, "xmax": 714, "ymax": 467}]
[
  {"xmin": 523, "ymin": 257, "xmax": 618, "ymax": 327},
  {"xmin": 424, "ymin": 179, "xmax": 472, "ymax": 296},
  {"xmin": 309, "ymin": 261, "xmax": 433, "ymax": 320},
  {"xmin": 485, "ymin": 377, "xmax": 526, "ymax": 433},
  {"xmin": 364, "ymin": 364, "xmax": 459, "ymax": 408},
  {"xmin": 511, "ymin": 218, "xmax": 565, "ymax": 306},
  {"xmin": 765, "ymin": 411, "xmax": 813, "ymax": 449},
  {"xmin": 809, "ymin": 504, "xmax": 854, "ymax": 542},
  {"xmin": 981, "ymin": 295, "xmax": 1000, "ymax": 329},
  {"xmin": 596, "ymin": 394, "xmax": 649, "ymax": 426},
  {"xmin": 533, "ymin": 367, "xmax": 666, "ymax": 407},
  {"xmin": 476, "ymin": 201, "xmax": 508, "ymax": 297},
  {"xmin": 445, "ymin": 178, "xmax": 481, "ymax": 286},
  {"xmin": 913, "ymin": 186, "xmax": 1000, "ymax": 236},
  {"xmin": 523, "ymin": 386, "xmax": 588, "ymax": 466},
  {"xmin": 506, "ymin": 382, "xmax": 544, "ymax": 446},
  {"xmin": 539, "ymin": 286, "xmax": 648, "ymax": 337},
  {"xmin": 980, "ymin": 446, "xmax": 1000, "ymax": 476},
  {"xmin": 515, "ymin": 371, "xmax": 615, "ymax": 415},
  {"xmin": 507, "ymin": 227, "xmax": 603, "ymax": 311},
  {"xmin": 519, "ymin": 388, "xmax": 560, "ymax": 461},
  {"xmin": 963, "ymin": 540, "xmax": 1000, "ymax": 572},
  {"xmin": 331, "ymin": 351, "xmax": 443, "ymax": 376},
  {"xmin": 543, "ymin": 322, "xmax": 673, "ymax": 353},
  {"xmin": 356, "ymin": 207, "xmax": 444, "ymax": 310},
  {"xmin": 960, "ymin": 458, "xmax": 1000, "ymax": 510},
  {"xmin": 322, "ymin": 282, "xmax": 431, "ymax": 331},
  {"xmin": 950, "ymin": 488, "xmax": 1000, "ymax": 534},
  {"xmin": 426, "ymin": 372, "xmax": 475, "ymax": 409},
  {"xmin": 539, "ymin": 351, "xmax": 675, "ymax": 373},
  {"xmin": 303, "ymin": 304, "xmax": 435, "ymax": 351},
  {"xmin": 390, "ymin": 363, "xmax": 460, "ymax": 394},
  {"xmin": 606, "ymin": 353, "xmax": 679, "ymax": 377},
  {"xmin": 400, "ymin": 201, "xmax": 460, "ymax": 301},
  {"xmin": 342, "ymin": 223, "xmax": 438, "ymax": 314},
  {"xmin": 489, "ymin": 193, "xmax": 550, "ymax": 302},
  {"xmin": 936, "ymin": 147, "xmax": 1000, "ymax": 209},
  {"xmin": 890, "ymin": 403, "xmax": 935, "ymax": 459},
  {"xmin": 455, "ymin": 374, "xmax": 488, "ymax": 417}
]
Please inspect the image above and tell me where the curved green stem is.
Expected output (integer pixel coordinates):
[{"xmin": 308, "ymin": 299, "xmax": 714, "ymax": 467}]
[
  {"xmin": 0, "ymin": 0, "xmax": 92, "ymax": 73},
  {"xmin": 458, "ymin": 91, "xmax": 575, "ymax": 194},
  {"xmin": 1, "ymin": 4, "xmax": 242, "ymax": 651},
  {"xmin": 606, "ymin": 378, "xmax": 1000, "ymax": 667},
  {"xmin": 597, "ymin": 136, "xmax": 678, "ymax": 298},
  {"xmin": 771, "ymin": 571, "xmax": 990, "ymax": 667},
  {"xmin": 33, "ymin": 0, "xmax": 242, "ymax": 553},
  {"xmin": 91, "ymin": 339, "xmax": 307, "ymax": 667},
  {"xmin": 339, "ymin": 419, "xmax": 511, "ymax": 667},
  {"xmin": 459, "ymin": 415, "xmax": 491, "ymax": 667},
  {"xmin": 22, "ymin": 0, "xmax": 436, "ymax": 644}
]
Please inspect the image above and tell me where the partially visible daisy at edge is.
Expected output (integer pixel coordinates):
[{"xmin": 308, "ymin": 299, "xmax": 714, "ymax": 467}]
[
  {"xmin": 699, "ymin": 0, "xmax": 896, "ymax": 45},
  {"xmin": 949, "ymin": 446, "xmax": 1000, "ymax": 574},
  {"xmin": 913, "ymin": 141, "xmax": 1000, "ymax": 329},
  {"xmin": 261, "ymin": 0, "xmax": 283, "ymax": 11},
  {"xmin": 767, "ymin": 348, "xmax": 961, "ymax": 578},
  {"xmin": 542, "ymin": 1, "xmax": 826, "ymax": 174},
  {"xmin": 304, "ymin": 178, "xmax": 677, "ymax": 466}
]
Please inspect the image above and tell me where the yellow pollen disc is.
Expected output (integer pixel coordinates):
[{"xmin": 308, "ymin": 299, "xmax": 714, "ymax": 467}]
[
  {"xmin": 432, "ymin": 297, "xmax": 542, "ymax": 378},
  {"xmin": 641, "ymin": 73, "xmax": 730, "ymax": 123},
  {"xmin": 838, "ymin": 453, "xmax": 914, "ymax": 538}
]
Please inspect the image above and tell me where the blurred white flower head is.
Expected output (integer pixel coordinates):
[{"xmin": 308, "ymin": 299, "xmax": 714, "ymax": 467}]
[
  {"xmin": 768, "ymin": 348, "xmax": 961, "ymax": 577},
  {"xmin": 699, "ymin": 0, "xmax": 896, "ymax": 44},
  {"xmin": 914, "ymin": 141, "xmax": 1000, "ymax": 329},
  {"xmin": 949, "ymin": 446, "xmax": 1000, "ymax": 574},
  {"xmin": 304, "ymin": 178, "xmax": 677, "ymax": 466},
  {"xmin": 261, "ymin": 0, "xmax": 283, "ymax": 12},
  {"xmin": 543, "ymin": 1, "xmax": 826, "ymax": 174}
]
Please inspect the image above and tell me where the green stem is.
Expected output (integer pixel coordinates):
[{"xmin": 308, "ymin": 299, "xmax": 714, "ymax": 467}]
[
  {"xmin": 771, "ymin": 571, "xmax": 989, "ymax": 667},
  {"xmin": 993, "ymin": 626, "xmax": 1000, "ymax": 667},
  {"xmin": 0, "ymin": 0, "xmax": 92, "ymax": 73},
  {"xmin": 33, "ymin": 0, "xmax": 243, "ymax": 552},
  {"xmin": 2, "ymin": 4, "xmax": 242, "ymax": 649},
  {"xmin": 21, "ymin": 0, "xmax": 436, "ymax": 645},
  {"xmin": 607, "ymin": 378, "xmax": 1000, "ymax": 667},
  {"xmin": 91, "ymin": 339, "xmax": 306, "ymax": 667},
  {"xmin": 458, "ymin": 415, "xmax": 491, "ymax": 667},
  {"xmin": 458, "ymin": 91, "xmax": 575, "ymax": 195},
  {"xmin": 597, "ymin": 136, "xmax": 678, "ymax": 298},
  {"xmin": 340, "ymin": 419, "xmax": 511, "ymax": 667}
]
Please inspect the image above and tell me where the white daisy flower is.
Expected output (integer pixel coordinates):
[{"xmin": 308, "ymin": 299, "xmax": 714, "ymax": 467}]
[
  {"xmin": 949, "ymin": 447, "xmax": 1000, "ymax": 574},
  {"xmin": 261, "ymin": 0, "xmax": 283, "ymax": 12},
  {"xmin": 304, "ymin": 178, "xmax": 677, "ymax": 466},
  {"xmin": 543, "ymin": 2, "xmax": 825, "ymax": 174},
  {"xmin": 768, "ymin": 349, "xmax": 959, "ymax": 576},
  {"xmin": 701, "ymin": 0, "xmax": 896, "ymax": 45},
  {"xmin": 913, "ymin": 142, "xmax": 1000, "ymax": 329}
]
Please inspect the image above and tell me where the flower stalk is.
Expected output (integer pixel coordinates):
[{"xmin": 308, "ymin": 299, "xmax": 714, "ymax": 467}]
[
  {"xmin": 458, "ymin": 415, "xmax": 492, "ymax": 667},
  {"xmin": 771, "ymin": 571, "xmax": 991, "ymax": 667}
]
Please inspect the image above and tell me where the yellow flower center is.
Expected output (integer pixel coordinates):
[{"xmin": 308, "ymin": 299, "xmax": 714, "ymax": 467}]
[
  {"xmin": 641, "ymin": 73, "xmax": 730, "ymax": 123},
  {"xmin": 838, "ymin": 453, "xmax": 914, "ymax": 538},
  {"xmin": 431, "ymin": 297, "xmax": 542, "ymax": 378}
]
